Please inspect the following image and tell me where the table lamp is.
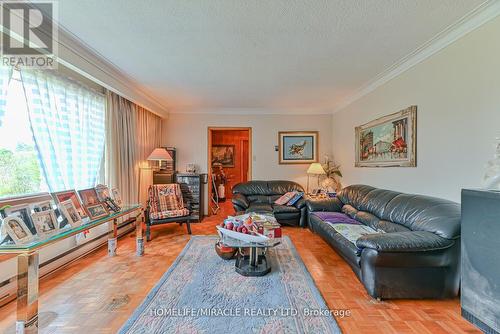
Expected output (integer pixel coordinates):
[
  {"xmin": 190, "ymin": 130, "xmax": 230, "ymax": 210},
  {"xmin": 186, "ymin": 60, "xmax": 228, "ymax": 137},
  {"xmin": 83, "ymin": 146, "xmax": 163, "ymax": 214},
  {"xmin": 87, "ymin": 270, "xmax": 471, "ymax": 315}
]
[
  {"xmin": 307, "ymin": 162, "xmax": 326, "ymax": 193},
  {"xmin": 147, "ymin": 148, "xmax": 173, "ymax": 170}
]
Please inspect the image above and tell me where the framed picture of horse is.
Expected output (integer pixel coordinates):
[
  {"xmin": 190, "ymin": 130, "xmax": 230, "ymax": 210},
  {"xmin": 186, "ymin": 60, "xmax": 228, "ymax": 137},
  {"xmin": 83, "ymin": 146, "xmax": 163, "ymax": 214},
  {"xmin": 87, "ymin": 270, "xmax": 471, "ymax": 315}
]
[
  {"xmin": 355, "ymin": 106, "xmax": 417, "ymax": 167},
  {"xmin": 278, "ymin": 131, "xmax": 318, "ymax": 164}
]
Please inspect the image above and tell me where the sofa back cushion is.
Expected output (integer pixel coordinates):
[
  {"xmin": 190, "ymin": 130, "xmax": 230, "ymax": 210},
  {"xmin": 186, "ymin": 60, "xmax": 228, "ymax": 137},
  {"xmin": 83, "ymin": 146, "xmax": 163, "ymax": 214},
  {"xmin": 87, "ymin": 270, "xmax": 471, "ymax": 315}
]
[
  {"xmin": 233, "ymin": 180, "xmax": 304, "ymax": 203},
  {"xmin": 382, "ymin": 193, "xmax": 460, "ymax": 239},
  {"xmin": 337, "ymin": 184, "xmax": 460, "ymax": 239}
]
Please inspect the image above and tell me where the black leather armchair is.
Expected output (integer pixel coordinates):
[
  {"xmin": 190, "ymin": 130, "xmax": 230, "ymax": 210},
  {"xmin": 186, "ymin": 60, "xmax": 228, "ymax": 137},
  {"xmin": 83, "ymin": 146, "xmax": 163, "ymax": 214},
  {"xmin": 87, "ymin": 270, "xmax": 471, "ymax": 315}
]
[
  {"xmin": 307, "ymin": 184, "xmax": 461, "ymax": 299},
  {"xmin": 232, "ymin": 180, "xmax": 307, "ymax": 227}
]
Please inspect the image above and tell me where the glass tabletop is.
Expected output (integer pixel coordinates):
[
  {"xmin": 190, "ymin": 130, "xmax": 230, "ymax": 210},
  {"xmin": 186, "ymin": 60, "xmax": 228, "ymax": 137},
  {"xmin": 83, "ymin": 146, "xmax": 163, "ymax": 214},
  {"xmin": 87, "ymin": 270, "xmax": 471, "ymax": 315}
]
[
  {"xmin": 0, "ymin": 205, "xmax": 141, "ymax": 254},
  {"xmin": 219, "ymin": 233, "xmax": 281, "ymax": 248}
]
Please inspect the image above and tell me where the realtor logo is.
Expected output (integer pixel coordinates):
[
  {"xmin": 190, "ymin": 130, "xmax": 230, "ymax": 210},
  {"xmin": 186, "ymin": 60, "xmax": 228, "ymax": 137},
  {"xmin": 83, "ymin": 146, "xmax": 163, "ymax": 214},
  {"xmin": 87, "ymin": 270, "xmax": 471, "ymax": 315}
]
[{"xmin": 1, "ymin": 0, "xmax": 58, "ymax": 68}]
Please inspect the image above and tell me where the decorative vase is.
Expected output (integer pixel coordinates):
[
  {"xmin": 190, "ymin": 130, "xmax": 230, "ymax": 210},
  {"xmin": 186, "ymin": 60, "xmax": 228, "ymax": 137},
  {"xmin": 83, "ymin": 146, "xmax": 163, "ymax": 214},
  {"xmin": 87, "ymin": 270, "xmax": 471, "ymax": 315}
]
[{"xmin": 483, "ymin": 137, "xmax": 500, "ymax": 191}]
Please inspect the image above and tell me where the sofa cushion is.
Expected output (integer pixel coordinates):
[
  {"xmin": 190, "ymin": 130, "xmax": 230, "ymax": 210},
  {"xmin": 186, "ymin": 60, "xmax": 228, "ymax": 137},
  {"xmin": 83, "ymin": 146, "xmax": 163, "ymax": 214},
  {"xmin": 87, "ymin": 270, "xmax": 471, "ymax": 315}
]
[
  {"xmin": 314, "ymin": 220, "xmax": 361, "ymax": 266},
  {"xmin": 382, "ymin": 193, "xmax": 461, "ymax": 239},
  {"xmin": 337, "ymin": 185, "xmax": 461, "ymax": 239},
  {"xmin": 312, "ymin": 212, "xmax": 361, "ymax": 225},
  {"xmin": 267, "ymin": 180, "xmax": 304, "ymax": 195},
  {"xmin": 246, "ymin": 203, "xmax": 273, "ymax": 213},
  {"xmin": 272, "ymin": 204, "xmax": 300, "ymax": 214},
  {"xmin": 233, "ymin": 180, "xmax": 304, "ymax": 196},
  {"xmin": 342, "ymin": 205, "xmax": 358, "ymax": 219}
]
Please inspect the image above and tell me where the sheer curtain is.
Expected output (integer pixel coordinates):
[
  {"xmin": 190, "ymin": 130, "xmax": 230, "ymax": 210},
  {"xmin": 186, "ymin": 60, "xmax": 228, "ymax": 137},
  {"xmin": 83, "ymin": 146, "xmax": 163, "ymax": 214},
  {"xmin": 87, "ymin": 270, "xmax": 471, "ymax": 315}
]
[
  {"xmin": 0, "ymin": 66, "xmax": 13, "ymax": 126},
  {"xmin": 21, "ymin": 69, "xmax": 106, "ymax": 192},
  {"xmin": 105, "ymin": 91, "xmax": 163, "ymax": 205}
]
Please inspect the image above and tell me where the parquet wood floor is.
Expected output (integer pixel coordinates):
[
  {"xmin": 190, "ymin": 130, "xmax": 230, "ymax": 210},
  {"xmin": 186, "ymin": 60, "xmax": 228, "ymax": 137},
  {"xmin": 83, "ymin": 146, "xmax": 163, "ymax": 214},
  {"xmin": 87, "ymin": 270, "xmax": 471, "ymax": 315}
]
[{"xmin": 0, "ymin": 202, "xmax": 480, "ymax": 333}]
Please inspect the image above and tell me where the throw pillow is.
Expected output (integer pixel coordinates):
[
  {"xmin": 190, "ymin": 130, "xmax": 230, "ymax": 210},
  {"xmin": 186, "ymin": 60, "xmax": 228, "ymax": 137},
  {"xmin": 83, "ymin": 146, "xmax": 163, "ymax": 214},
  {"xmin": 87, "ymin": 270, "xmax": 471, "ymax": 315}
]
[
  {"xmin": 274, "ymin": 191, "xmax": 296, "ymax": 205},
  {"xmin": 287, "ymin": 192, "xmax": 304, "ymax": 206}
]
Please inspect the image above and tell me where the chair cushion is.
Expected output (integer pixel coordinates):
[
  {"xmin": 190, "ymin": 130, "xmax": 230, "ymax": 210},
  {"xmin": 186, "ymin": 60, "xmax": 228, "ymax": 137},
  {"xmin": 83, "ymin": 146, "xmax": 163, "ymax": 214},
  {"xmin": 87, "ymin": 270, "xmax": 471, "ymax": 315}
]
[
  {"xmin": 150, "ymin": 208, "xmax": 190, "ymax": 220},
  {"xmin": 149, "ymin": 184, "xmax": 188, "ymax": 220}
]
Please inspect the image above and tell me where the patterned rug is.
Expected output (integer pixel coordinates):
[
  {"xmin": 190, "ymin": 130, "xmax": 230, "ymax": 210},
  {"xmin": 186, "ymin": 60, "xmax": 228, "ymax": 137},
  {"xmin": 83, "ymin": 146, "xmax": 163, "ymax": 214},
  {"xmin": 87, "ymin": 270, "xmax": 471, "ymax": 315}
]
[{"xmin": 120, "ymin": 236, "xmax": 341, "ymax": 334}]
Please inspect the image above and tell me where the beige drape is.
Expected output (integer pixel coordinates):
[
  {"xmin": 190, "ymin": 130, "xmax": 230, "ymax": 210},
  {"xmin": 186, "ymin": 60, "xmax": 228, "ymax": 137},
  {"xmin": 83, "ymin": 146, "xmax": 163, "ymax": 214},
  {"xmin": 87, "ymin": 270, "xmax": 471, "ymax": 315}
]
[{"xmin": 105, "ymin": 91, "xmax": 163, "ymax": 205}]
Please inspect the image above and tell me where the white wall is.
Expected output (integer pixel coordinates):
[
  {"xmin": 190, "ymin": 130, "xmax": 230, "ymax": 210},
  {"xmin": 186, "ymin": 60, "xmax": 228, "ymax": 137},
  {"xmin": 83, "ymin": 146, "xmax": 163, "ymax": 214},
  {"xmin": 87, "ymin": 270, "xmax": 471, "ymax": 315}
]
[
  {"xmin": 331, "ymin": 16, "xmax": 500, "ymax": 203},
  {"xmin": 163, "ymin": 113, "xmax": 333, "ymax": 213}
]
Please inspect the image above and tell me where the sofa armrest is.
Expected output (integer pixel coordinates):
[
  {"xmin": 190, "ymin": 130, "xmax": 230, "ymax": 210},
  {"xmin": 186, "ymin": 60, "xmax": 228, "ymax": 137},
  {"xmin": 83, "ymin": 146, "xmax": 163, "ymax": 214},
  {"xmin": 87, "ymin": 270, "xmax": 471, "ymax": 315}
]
[
  {"xmin": 294, "ymin": 198, "xmax": 306, "ymax": 209},
  {"xmin": 232, "ymin": 193, "xmax": 249, "ymax": 209},
  {"xmin": 306, "ymin": 197, "xmax": 343, "ymax": 212},
  {"xmin": 356, "ymin": 231, "xmax": 455, "ymax": 253}
]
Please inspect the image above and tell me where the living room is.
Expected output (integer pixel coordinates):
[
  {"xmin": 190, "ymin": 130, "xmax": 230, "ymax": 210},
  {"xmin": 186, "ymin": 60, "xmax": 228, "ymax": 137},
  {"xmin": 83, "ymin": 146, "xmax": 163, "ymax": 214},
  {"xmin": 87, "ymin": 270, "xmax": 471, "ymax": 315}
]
[{"xmin": 1, "ymin": 1, "xmax": 499, "ymax": 333}]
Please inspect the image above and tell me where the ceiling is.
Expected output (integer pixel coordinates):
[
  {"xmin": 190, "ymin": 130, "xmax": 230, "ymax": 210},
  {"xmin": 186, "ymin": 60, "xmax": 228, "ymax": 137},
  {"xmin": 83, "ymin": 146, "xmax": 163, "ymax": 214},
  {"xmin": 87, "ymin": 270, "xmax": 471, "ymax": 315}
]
[{"xmin": 56, "ymin": 0, "xmax": 486, "ymax": 115}]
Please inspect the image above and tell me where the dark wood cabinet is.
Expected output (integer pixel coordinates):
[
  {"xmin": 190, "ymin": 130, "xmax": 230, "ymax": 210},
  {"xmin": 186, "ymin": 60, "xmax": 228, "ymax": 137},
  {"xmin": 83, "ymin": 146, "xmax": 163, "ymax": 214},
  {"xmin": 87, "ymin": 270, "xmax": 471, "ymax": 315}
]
[{"xmin": 175, "ymin": 173, "xmax": 206, "ymax": 222}]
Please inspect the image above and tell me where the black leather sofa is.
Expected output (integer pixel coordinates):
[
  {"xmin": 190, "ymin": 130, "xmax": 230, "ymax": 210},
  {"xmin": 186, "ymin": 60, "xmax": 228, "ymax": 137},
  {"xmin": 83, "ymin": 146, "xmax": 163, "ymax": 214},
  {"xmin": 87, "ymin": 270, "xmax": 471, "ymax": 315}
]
[
  {"xmin": 232, "ymin": 180, "xmax": 307, "ymax": 227},
  {"xmin": 307, "ymin": 184, "xmax": 461, "ymax": 299}
]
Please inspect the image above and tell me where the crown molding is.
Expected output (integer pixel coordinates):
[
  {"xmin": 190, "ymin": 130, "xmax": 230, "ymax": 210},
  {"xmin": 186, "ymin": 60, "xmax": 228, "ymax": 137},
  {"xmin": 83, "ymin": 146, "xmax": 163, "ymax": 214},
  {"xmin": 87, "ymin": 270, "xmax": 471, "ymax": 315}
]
[
  {"xmin": 332, "ymin": 0, "xmax": 500, "ymax": 114},
  {"xmin": 168, "ymin": 107, "xmax": 333, "ymax": 115}
]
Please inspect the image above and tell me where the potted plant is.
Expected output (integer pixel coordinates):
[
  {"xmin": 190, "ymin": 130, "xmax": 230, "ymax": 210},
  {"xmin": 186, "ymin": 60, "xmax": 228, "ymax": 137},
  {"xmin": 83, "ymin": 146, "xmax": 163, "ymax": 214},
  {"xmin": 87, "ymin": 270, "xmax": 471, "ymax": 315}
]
[{"xmin": 321, "ymin": 156, "xmax": 343, "ymax": 193}]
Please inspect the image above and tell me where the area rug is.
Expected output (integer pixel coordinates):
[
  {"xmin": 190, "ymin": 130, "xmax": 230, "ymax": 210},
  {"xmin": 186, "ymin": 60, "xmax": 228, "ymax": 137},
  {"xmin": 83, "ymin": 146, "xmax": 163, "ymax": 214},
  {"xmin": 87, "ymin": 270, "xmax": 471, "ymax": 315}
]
[{"xmin": 120, "ymin": 236, "xmax": 341, "ymax": 334}]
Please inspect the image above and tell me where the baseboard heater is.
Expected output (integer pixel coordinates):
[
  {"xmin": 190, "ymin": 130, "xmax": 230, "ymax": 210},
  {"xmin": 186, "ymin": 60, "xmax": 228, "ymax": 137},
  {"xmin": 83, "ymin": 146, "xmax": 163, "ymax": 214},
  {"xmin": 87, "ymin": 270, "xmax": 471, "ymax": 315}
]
[{"xmin": 0, "ymin": 218, "xmax": 136, "ymax": 308}]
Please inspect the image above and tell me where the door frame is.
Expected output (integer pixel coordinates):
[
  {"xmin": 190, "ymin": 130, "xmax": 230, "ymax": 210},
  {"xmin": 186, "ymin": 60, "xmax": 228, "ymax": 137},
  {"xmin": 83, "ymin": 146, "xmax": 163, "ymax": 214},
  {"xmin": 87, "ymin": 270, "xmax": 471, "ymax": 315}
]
[{"xmin": 207, "ymin": 127, "xmax": 252, "ymax": 216}]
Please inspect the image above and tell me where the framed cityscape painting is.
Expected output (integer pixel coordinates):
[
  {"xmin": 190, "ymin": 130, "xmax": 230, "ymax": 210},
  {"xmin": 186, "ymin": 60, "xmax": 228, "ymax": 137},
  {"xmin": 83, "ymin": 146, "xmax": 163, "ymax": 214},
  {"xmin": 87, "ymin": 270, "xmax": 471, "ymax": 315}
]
[
  {"xmin": 278, "ymin": 131, "xmax": 318, "ymax": 164},
  {"xmin": 355, "ymin": 106, "xmax": 417, "ymax": 167}
]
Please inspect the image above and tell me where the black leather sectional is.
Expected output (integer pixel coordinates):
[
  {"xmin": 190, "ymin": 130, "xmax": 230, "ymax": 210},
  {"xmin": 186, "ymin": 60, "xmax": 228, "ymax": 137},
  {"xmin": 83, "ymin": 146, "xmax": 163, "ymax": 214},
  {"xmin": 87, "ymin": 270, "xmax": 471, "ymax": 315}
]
[
  {"xmin": 307, "ymin": 184, "xmax": 461, "ymax": 299},
  {"xmin": 232, "ymin": 180, "xmax": 307, "ymax": 227}
]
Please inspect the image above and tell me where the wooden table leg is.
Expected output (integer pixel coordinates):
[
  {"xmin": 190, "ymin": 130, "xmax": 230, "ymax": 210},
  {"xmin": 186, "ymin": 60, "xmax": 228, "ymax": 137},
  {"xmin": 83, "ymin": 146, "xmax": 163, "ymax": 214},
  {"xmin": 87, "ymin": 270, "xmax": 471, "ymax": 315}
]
[
  {"xmin": 136, "ymin": 209, "xmax": 144, "ymax": 256},
  {"xmin": 16, "ymin": 251, "xmax": 39, "ymax": 334}
]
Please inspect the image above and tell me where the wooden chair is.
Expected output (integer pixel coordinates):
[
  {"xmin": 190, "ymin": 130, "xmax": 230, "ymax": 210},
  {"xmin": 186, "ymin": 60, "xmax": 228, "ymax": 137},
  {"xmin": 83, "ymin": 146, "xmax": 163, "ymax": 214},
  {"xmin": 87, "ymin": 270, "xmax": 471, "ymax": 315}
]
[{"xmin": 145, "ymin": 183, "xmax": 192, "ymax": 241}]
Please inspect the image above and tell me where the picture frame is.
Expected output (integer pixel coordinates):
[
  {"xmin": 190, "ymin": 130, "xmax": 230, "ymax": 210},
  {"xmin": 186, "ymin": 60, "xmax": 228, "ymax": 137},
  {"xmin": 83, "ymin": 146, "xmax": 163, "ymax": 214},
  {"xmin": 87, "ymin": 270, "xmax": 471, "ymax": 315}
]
[
  {"xmin": 52, "ymin": 189, "xmax": 88, "ymax": 219},
  {"xmin": 278, "ymin": 131, "xmax": 318, "ymax": 164},
  {"xmin": 4, "ymin": 204, "xmax": 37, "ymax": 234},
  {"xmin": 4, "ymin": 215, "xmax": 34, "ymax": 244},
  {"xmin": 86, "ymin": 203, "xmax": 109, "ymax": 220},
  {"xmin": 211, "ymin": 145, "xmax": 235, "ymax": 167},
  {"xmin": 78, "ymin": 188, "xmax": 101, "ymax": 207},
  {"xmin": 31, "ymin": 210, "xmax": 59, "ymax": 237},
  {"xmin": 59, "ymin": 199, "xmax": 82, "ymax": 228},
  {"xmin": 95, "ymin": 184, "xmax": 111, "ymax": 202},
  {"xmin": 111, "ymin": 188, "xmax": 122, "ymax": 207},
  {"xmin": 31, "ymin": 201, "xmax": 53, "ymax": 212},
  {"xmin": 355, "ymin": 106, "xmax": 417, "ymax": 167}
]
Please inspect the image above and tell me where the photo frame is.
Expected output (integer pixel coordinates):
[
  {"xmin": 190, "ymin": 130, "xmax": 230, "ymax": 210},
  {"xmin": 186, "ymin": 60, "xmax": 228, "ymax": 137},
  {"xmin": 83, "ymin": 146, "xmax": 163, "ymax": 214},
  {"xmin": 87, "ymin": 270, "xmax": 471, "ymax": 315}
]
[
  {"xmin": 31, "ymin": 210, "xmax": 59, "ymax": 237},
  {"xmin": 278, "ymin": 131, "xmax": 318, "ymax": 164},
  {"xmin": 86, "ymin": 203, "xmax": 109, "ymax": 220},
  {"xmin": 31, "ymin": 201, "xmax": 53, "ymax": 212},
  {"xmin": 211, "ymin": 145, "xmax": 235, "ymax": 167},
  {"xmin": 4, "ymin": 204, "xmax": 37, "ymax": 234},
  {"xmin": 355, "ymin": 106, "xmax": 417, "ymax": 167},
  {"xmin": 95, "ymin": 184, "xmax": 111, "ymax": 202},
  {"xmin": 59, "ymin": 199, "xmax": 82, "ymax": 228},
  {"xmin": 78, "ymin": 188, "xmax": 101, "ymax": 207},
  {"xmin": 4, "ymin": 216, "xmax": 34, "ymax": 244},
  {"xmin": 111, "ymin": 188, "xmax": 122, "ymax": 207},
  {"xmin": 52, "ymin": 189, "xmax": 87, "ymax": 219}
]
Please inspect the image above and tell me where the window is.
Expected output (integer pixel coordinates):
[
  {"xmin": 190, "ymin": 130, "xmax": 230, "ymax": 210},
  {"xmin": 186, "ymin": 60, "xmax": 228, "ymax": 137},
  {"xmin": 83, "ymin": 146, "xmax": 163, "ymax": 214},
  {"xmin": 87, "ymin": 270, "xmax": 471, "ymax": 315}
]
[
  {"xmin": 0, "ymin": 70, "xmax": 48, "ymax": 198},
  {"xmin": 0, "ymin": 67, "xmax": 106, "ymax": 199}
]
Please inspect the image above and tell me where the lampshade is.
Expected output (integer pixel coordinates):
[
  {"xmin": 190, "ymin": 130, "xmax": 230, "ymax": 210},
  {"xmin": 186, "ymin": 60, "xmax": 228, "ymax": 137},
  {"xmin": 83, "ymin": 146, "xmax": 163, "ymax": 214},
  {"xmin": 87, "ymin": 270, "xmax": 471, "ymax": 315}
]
[
  {"xmin": 147, "ymin": 148, "xmax": 173, "ymax": 161},
  {"xmin": 307, "ymin": 163, "xmax": 326, "ymax": 175}
]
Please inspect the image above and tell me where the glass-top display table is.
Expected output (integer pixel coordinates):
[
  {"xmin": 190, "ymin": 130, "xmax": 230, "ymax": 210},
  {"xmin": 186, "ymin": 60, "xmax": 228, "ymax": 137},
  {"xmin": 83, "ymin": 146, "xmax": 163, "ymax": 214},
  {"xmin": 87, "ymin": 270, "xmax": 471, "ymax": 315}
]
[{"xmin": 0, "ymin": 205, "xmax": 144, "ymax": 334}]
